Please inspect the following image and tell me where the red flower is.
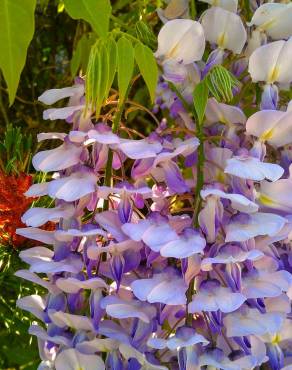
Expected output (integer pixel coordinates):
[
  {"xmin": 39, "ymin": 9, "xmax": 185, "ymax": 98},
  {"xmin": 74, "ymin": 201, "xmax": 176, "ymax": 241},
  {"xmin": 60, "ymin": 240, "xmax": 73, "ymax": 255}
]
[{"xmin": 0, "ymin": 172, "xmax": 33, "ymax": 248}]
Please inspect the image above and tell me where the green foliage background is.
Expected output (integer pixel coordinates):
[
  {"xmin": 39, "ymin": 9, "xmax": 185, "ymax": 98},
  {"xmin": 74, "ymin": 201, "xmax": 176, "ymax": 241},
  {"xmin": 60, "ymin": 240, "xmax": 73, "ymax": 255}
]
[{"xmin": 0, "ymin": 249, "xmax": 42, "ymax": 369}]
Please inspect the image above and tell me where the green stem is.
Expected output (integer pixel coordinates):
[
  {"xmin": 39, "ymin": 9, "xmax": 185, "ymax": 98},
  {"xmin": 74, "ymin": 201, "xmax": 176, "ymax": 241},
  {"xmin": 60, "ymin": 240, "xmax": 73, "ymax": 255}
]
[
  {"xmin": 113, "ymin": 29, "xmax": 140, "ymax": 44},
  {"xmin": 202, "ymin": 311, "xmax": 215, "ymax": 345},
  {"xmin": 168, "ymin": 81, "xmax": 192, "ymax": 112},
  {"xmin": 169, "ymin": 81, "xmax": 205, "ymax": 326},
  {"xmin": 186, "ymin": 109, "xmax": 205, "ymax": 326},
  {"xmin": 185, "ymin": 277, "xmax": 195, "ymax": 326},
  {"xmin": 110, "ymin": 14, "xmax": 130, "ymax": 30},
  {"xmin": 103, "ymin": 78, "xmax": 132, "ymax": 211},
  {"xmin": 100, "ymin": 74, "xmax": 141, "ymax": 244},
  {"xmin": 102, "ymin": 102, "xmax": 124, "ymax": 210},
  {"xmin": 243, "ymin": 0, "xmax": 251, "ymax": 20},
  {"xmin": 193, "ymin": 113, "xmax": 205, "ymax": 227},
  {"xmin": 190, "ymin": 0, "xmax": 197, "ymax": 19}
]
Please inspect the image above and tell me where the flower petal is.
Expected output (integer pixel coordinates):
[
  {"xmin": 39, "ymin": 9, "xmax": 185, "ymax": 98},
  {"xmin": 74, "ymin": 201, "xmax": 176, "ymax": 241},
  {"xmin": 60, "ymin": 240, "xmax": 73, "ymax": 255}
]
[
  {"xmin": 24, "ymin": 182, "xmax": 49, "ymax": 197},
  {"xmin": 56, "ymin": 277, "xmax": 108, "ymax": 293},
  {"xmin": 16, "ymin": 295, "xmax": 46, "ymax": 321},
  {"xmin": 249, "ymin": 38, "xmax": 292, "ymax": 84},
  {"xmin": 55, "ymin": 349, "xmax": 104, "ymax": 370},
  {"xmin": 225, "ymin": 156, "xmax": 284, "ymax": 182},
  {"xmin": 201, "ymin": 188, "xmax": 258, "ymax": 213},
  {"xmin": 100, "ymin": 296, "xmax": 156, "ymax": 323},
  {"xmin": 21, "ymin": 205, "xmax": 75, "ymax": 227},
  {"xmin": 38, "ymin": 85, "xmax": 84, "ymax": 105},
  {"xmin": 160, "ymin": 230, "xmax": 206, "ymax": 258},
  {"xmin": 49, "ymin": 310, "xmax": 94, "ymax": 331},
  {"xmin": 201, "ymin": 7, "xmax": 247, "ymax": 53},
  {"xmin": 199, "ymin": 0, "xmax": 238, "ymax": 12},
  {"xmin": 43, "ymin": 105, "xmax": 84, "ymax": 120},
  {"xmin": 205, "ymin": 98, "xmax": 246, "ymax": 125},
  {"xmin": 155, "ymin": 19, "xmax": 205, "ymax": 64},
  {"xmin": 225, "ymin": 212, "xmax": 286, "ymax": 242},
  {"xmin": 223, "ymin": 310, "xmax": 284, "ymax": 337},
  {"xmin": 32, "ymin": 143, "xmax": 82, "ymax": 172},
  {"xmin": 118, "ymin": 139, "xmax": 162, "ymax": 159},
  {"xmin": 131, "ymin": 272, "xmax": 187, "ymax": 305},
  {"xmin": 249, "ymin": 3, "xmax": 292, "ymax": 40},
  {"xmin": 48, "ymin": 172, "xmax": 97, "ymax": 201}
]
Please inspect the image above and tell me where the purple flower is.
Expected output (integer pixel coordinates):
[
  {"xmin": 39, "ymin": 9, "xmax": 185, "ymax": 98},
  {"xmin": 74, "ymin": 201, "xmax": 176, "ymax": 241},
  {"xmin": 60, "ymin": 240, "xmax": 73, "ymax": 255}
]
[
  {"xmin": 189, "ymin": 279, "xmax": 246, "ymax": 313},
  {"xmin": 15, "ymin": 9, "xmax": 292, "ymax": 368}
]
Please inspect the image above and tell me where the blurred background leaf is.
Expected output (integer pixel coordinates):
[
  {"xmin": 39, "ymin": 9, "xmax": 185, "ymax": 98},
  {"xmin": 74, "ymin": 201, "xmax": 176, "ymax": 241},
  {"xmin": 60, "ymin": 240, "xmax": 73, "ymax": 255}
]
[
  {"xmin": 63, "ymin": 0, "xmax": 111, "ymax": 38},
  {"xmin": 0, "ymin": 0, "xmax": 36, "ymax": 105},
  {"xmin": 0, "ymin": 247, "xmax": 44, "ymax": 370}
]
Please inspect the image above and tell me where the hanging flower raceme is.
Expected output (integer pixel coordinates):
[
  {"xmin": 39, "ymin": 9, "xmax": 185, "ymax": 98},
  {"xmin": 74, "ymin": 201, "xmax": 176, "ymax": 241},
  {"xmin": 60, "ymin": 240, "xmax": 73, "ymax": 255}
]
[{"xmin": 15, "ymin": 3, "xmax": 292, "ymax": 370}]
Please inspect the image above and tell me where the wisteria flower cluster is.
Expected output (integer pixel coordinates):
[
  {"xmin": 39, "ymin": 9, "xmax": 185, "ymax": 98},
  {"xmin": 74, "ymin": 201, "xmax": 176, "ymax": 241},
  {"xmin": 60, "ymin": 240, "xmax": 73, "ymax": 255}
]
[{"xmin": 16, "ymin": 1, "xmax": 292, "ymax": 369}]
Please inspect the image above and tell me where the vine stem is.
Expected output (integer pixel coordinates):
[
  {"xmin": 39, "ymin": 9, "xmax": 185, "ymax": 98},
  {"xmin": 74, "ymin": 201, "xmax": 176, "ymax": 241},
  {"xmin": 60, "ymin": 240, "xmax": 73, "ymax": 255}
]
[
  {"xmin": 190, "ymin": 0, "xmax": 197, "ymax": 20},
  {"xmin": 100, "ymin": 99, "xmax": 126, "ymax": 262},
  {"xmin": 102, "ymin": 79, "xmax": 133, "ymax": 211},
  {"xmin": 186, "ymin": 106, "xmax": 205, "ymax": 326},
  {"xmin": 110, "ymin": 14, "xmax": 130, "ymax": 29},
  {"xmin": 102, "ymin": 100, "xmax": 124, "ymax": 210},
  {"xmin": 168, "ymin": 79, "xmax": 206, "ymax": 325},
  {"xmin": 193, "ymin": 110, "xmax": 205, "ymax": 228}
]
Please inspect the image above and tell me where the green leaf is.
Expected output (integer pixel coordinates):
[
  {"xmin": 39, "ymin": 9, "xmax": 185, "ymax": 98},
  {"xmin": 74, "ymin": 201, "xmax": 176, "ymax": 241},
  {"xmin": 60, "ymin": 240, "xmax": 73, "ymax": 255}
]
[
  {"xmin": 86, "ymin": 38, "xmax": 117, "ymax": 116},
  {"xmin": 117, "ymin": 37, "xmax": 134, "ymax": 102},
  {"xmin": 135, "ymin": 20, "xmax": 157, "ymax": 50},
  {"xmin": 193, "ymin": 80, "xmax": 209, "ymax": 124},
  {"xmin": 205, "ymin": 65, "xmax": 238, "ymax": 103},
  {"xmin": 86, "ymin": 43, "xmax": 102, "ymax": 114},
  {"xmin": 71, "ymin": 33, "xmax": 96, "ymax": 77},
  {"xmin": 0, "ymin": 0, "xmax": 36, "ymax": 105},
  {"xmin": 86, "ymin": 44, "xmax": 98, "ymax": 108},
  {"xmin": 134, "ymin": 42, "xmax": 158, "ymax": 103},
  {"xmin": 64, "ymin": 0, "xmax": 111, "ymax": 38},
  {"xmin": 98, "ymin": 40, "xmax": 110, "ymax": 110},
  {"xmin": 5, "ymin": 157, "xmax": 17, "ymax": 173},
  {"xmin": 105, "ymin": 37, "xmax": 117, "ymax": 96}
]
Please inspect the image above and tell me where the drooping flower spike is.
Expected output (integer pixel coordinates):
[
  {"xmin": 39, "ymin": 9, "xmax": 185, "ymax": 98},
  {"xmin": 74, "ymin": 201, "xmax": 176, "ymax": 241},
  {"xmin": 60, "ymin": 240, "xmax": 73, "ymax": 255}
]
[{"xmin": 15, "ymin": 3, "xmax": 292, "ymax": 369}]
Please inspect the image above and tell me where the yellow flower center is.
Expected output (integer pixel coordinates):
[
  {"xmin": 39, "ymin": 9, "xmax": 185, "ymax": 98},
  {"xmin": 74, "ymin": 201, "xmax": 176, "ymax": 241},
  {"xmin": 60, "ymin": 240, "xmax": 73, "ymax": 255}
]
[
  {"xmin": 216, "ymin": 170, "xmax": 226, "ymax": 183},
  {"xmin": 260, "ymin": 128, "xmax": 275, "ymax": 142},
  {"xmin": 268, "ymin": 66, "xmax": 280, "ymax": 84},
  {"xmin": 217, "ymin": 33, "xmax": 227, "ymax": 49},
  {"xmin": 272, "ymin": 333, "xmax": 281, "ymax": 345},
  {"xmin": 259, "ymin": 18, "xmax": 277, "ymax": 32},
  {"xmin": 167, "ymin": 43, "xmax": 180, "ymax": 60},
  {"xmin": 258, "ymin": 193, "xmax": 275, "ymax": 207}
]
